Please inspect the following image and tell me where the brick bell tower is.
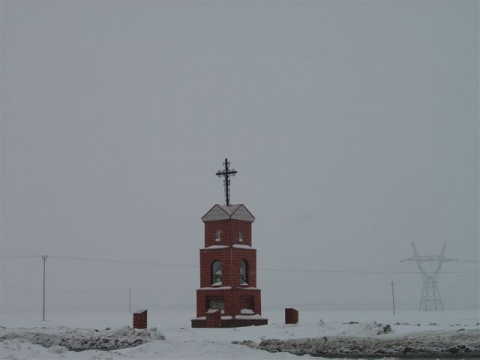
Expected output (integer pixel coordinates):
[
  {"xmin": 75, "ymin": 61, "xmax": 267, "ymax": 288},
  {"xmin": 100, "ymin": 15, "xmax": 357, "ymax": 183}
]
[{"xmin": 191, "ymin": 159, "xmax": 268, "ymax": 328}]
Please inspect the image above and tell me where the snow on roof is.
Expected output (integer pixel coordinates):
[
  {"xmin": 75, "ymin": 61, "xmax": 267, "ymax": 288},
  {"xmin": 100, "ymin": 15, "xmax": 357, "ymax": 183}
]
[
  {"xmin": 217, "ymin": 204, "xmax": 242, "ymax": 215},
  {"xmin": 198, "ymin": 286, "xmax": 232, "ymax": 290},
  {"xmin": 201, "ymin": 204, "xmax": 255, "ymax": 222},
  {"xmin": 232, "ymin": 244, "xmax": 253, "ymax": 249},
  {"xmin": 205, "ymin": 245, "xmax": 229, "ymax": 249}
]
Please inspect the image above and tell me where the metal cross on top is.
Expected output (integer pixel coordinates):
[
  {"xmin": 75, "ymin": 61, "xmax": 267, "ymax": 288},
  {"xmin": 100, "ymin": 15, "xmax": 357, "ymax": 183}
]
[{"xmin": 216, "ymin": 158, "xmax": 237, "ymax": 206}]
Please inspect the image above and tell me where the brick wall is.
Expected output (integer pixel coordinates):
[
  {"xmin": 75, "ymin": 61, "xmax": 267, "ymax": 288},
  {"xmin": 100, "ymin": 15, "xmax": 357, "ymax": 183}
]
[
  {"xmin": 285, "ymin": 308, "xmax": 299, "ymax": 324},
  {"xmin": 204, "ymin": 220, "xmax": 252, "ymax": 247},
  {"xmin": 196, "ymin": 215, "xmax": 264, "ymax": 324},
  {"xmin": 133, "ymin": 309, "xmax": 147, "ymax": 329},
  {"xmin": 196, "ymin": 288, "xmax": 262, "ymax": 317},
  {"xmin": 199, "ymin": 247, "xmax": 257, "ymax": 288},
  {"xmin": 205, "ymin": 310, "xmax": 222, "ymax": 327}
]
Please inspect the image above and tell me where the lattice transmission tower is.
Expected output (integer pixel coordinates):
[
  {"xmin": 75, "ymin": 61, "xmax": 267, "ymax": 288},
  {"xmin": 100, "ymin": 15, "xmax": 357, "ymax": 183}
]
[{"xmin": 401, "ymin": 242, "xmax": 455, "ymax": 311}]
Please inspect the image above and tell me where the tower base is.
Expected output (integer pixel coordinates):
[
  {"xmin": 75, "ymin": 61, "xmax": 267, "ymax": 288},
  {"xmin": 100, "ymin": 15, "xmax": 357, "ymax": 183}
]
[{"xmin": 191, "ymin": 316, "xmax": 268, "ymax": 328}]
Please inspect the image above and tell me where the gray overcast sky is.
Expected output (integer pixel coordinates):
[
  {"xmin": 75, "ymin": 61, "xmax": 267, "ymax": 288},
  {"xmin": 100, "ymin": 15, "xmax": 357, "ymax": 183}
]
[{"xmin": 1, "ymin": 1, "xmax": 479, "ymax": 313}]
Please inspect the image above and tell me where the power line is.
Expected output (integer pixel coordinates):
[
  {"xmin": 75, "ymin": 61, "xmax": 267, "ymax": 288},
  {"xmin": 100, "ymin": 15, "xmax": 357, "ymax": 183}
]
[
  {"xmin": 261, "ymin": 267, "xmax": 478, "ymax": 274},
  {"xmin": 1, "ymin": 254, "xmax": 478, "ymax": 274},
  {"xmin": 262, "ymin": 267, "xmax": 416, "ymax": 274},
  {"xmin": 49, "ymin": 255, "xmax": 197, "ymax": 268}
]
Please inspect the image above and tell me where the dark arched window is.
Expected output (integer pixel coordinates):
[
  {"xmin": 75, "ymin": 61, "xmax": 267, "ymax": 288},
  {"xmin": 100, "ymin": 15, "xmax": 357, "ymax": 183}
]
[
  {"xmin": 212, "ymin": 260, "xmax": 222, "ymax": 285},
  {"xmin": 240, "ymin": 260, "xmax": 248, "ymax": 285}
]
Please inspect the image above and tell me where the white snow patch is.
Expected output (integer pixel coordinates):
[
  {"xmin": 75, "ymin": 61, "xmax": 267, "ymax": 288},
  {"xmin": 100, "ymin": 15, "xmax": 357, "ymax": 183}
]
[
  {"xmin": 232, "ymin": 244, "xmax": 252, "ymax": 249},
  {"xmin": 198, "ymin": 286, "xmax": 232, "ymax": 290},
  {"xmin": 240, "ymin": 309, "xmax": 255, "ymax": 315},
  {"xmin": 205, "ymin": 245, "xmax": 228, "ymax": 249},
  {"xmin": 236, "ymin": 314, "xmax": 265, "ymax": 320}
]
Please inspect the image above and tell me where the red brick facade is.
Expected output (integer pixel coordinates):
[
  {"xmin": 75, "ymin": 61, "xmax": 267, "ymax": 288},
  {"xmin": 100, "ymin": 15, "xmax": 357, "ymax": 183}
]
[
  {"xmin": 192, "ymin": 204, "xmax": 267, "ymax": 328},
  {"xmin": 204, "ymin": 219, "xmax": 252, "ymax": 248},
  {"xmin": 133, "ymin": 309, "xmax": 147, "ymax": 329},
  {"xmin": 199, "ymin": 247, "xmax": 257, "ymax": 288},
  {"xmin": 285, "ymin": 308, "xmax": 299, "ymax": 324}
]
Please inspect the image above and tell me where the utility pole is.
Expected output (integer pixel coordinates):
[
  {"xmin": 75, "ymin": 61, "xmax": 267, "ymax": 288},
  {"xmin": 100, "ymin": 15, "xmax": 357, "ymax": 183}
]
[
  {"xmin": 391, "ymin": 280, "xmax": 396, "ymax": 315},
  {"xmin": 128, "ymin": 287, "xmax": 132, "ymax": 313},
  {"xmin": 42, "ymin": 255, "xmax": 48, "ymax": 321}
]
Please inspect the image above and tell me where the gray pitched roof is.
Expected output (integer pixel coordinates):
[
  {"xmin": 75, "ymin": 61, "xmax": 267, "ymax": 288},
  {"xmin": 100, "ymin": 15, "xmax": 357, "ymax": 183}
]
[{"xmin": 201, "ymin": 204, "xmax": 255, "ymax": 222}]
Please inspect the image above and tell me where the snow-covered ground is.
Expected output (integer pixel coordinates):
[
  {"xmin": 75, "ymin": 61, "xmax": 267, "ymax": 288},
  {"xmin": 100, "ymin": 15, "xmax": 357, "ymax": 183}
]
[{"xmin": 1, "ymin": 308, "xmax": 479, "ymax": 359}]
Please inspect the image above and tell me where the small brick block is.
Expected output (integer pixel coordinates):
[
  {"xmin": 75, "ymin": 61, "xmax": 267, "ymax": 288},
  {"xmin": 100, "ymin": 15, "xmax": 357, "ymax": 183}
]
[
  {"xmin": 205, "ymin": 309, "xmax": 222, "ymax": 328},
  {"xmin": 133, "ymin": 309, "xmax": 147, "ymax": 329},
  {"xmin": 285, "ymin": 308, "xmax": 298, "ymax": 324}
]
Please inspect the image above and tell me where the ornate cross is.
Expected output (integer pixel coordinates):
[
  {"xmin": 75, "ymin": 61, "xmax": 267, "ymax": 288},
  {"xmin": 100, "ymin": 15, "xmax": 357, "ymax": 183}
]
[{"xmin": 216, "ymin": 158, "xmax": 237, "ymax": 206}]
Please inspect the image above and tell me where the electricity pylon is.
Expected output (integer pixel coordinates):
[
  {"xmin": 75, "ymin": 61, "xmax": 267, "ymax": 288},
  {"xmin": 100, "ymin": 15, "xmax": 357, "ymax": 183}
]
[{"xmin": 401, "ymin": 242, "xmax": 455, "ymax": 311}]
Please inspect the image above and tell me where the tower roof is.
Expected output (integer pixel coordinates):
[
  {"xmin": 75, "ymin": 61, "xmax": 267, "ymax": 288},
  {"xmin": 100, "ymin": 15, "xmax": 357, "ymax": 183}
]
[{"xmin": 201, "ymin": 204, "xmax": 255, "ymax": 222}]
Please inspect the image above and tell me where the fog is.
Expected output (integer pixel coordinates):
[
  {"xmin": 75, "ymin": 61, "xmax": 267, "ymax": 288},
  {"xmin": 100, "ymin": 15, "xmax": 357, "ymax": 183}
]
[{"xmin": 1, "ymin": 1, "xmax": 478, "ymax": 316}]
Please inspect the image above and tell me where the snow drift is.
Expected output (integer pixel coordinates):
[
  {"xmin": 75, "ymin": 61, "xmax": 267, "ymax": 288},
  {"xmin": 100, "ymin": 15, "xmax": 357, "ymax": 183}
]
[
  {"xmin": 258, "ymin": 328, "xmax": 480, "ymax": 358},
  {"xmin": 0, "ymin": 326, "xmax": 165, "ymax": 351}
]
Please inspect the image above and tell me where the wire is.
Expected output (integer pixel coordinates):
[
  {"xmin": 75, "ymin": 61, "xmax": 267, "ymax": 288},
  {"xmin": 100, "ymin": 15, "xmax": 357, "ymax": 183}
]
[
  {"xmin": 1, "ymin": 255, "xmax": 478, "ymax": 274},
  {"xmin": 261, "ymin": 268, "xmax": 478, "ymax": 274},
  {"xmin": 49, "ymin": 255, "xmax": 197, "ymax": 268}
]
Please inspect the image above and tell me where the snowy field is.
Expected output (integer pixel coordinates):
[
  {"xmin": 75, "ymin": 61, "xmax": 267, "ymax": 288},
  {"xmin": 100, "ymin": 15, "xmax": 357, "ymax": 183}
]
[{"xmin": 1, "ymin": 308, "xmax": 479, "ymax": 359}]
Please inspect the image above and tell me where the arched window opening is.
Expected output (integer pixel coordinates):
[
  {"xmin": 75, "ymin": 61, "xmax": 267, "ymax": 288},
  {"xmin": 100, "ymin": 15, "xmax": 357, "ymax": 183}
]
[
  {"xmin": 240, "ymin": 260, "xmax": 248, "ymax": 285},
  {"xmin": 212, "ymin": 260, "xmax": 222, "ymax": 285},
  {"xmin": 207, "ymin": 297, "xmax": 225, "ymax": 313}
]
